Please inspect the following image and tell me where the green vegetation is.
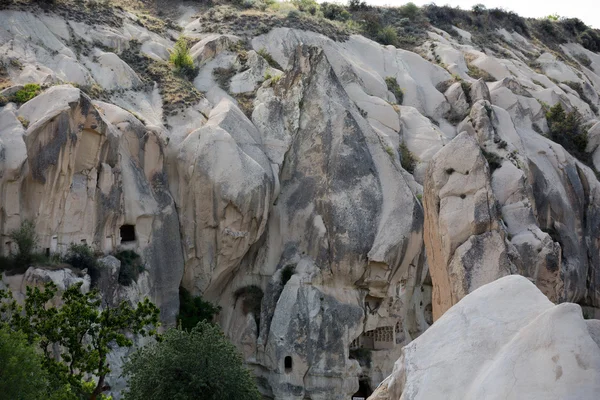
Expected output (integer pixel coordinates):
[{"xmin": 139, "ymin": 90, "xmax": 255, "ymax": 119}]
[
  {"xmin": 17, "ymin": 116, "xmax": 29, "ymax": 128},
  {"xmin": 321, "ymin": 2, "xmax": 350, "ymax": 21},
  {"xmin": 177, "ymin": 287, "xmax": 221, "ymax": 331},
  {"xmin": 292, "ymin": 0, "xmax": 318, "ymax": 15},
  {"xmin": 64, "ymin": 243, "xmax": 99, "ymax": 284},
  {"xmin": 545, "ymin": 103, "xmax": 589, "ymax": 161},
  {"xmin": 573, "ymin": 53, "xmax": 592, "ymax": 68},
  {"xmin": 115, "ymin": 249, "xmax": 145, "ymax": 286},
  {"xmin": 0, "ymin": 222, "xmax": 146, "ymax": 287},
  {"xmin": 257, "ymin": 48, "xmax": 283, "ymax": 70},
  {"xmin": 123, "ymin": 321, "xmax": 261, "ymax": 400},
  {"xmin": 466, "ymin": 62, "xmax": 495, "ymax": 82},
  {"xmin": 0, "ymin": 326, "xmax": 50, "ymax": 400},
  {"xmin": 563, "ymin": 81, "xmax": 598, "ymax": 114},
  {"xmin": 377, "ymin": 25, "xmax": 398, "ymax": 46},
  {"xmin": 482, "ymin": 149, "xmax": 503, "ymax": 173},
  {"xmin": 169, "ymin": 37, "xmax": 197, "ymax": 80},
  {"xmin": 385, "ymin": 76, "xmax": 404, "ymax": 105},
  {"xmin": 120, "ymin": 39, "xmax": 202, "ymax": 118},
  {"xmin": 213, "ymin": 66, "xmax": 237, "ymax": 91},
  {"xmin": 0, "ymin": 281, "xmax": 159, "ymax": 400},
  {"xmin": 234, "ymin": 93, "xmax": 256, "ymax": 118},
  {"xmin": 399, "ymin": 142, "xmax": 416, "ymax": 173},
  {"xmin": 13, "ymin": 83, "xmax": 41, "ymax": 103},
  {"xmin": 8, "ymin": 219, "xmax": 37, "ymax": 269}
]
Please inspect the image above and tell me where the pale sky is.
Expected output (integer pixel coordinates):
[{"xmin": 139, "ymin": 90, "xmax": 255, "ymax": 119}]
[{"xmin": 354, "ymin": 0, "xmax": 600, "ymax": 29}]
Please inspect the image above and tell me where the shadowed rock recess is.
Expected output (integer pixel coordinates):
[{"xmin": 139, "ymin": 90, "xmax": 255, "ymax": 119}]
[{"xmin": 1, "ymin": 2, "xmax": 600, "ymax": 399}]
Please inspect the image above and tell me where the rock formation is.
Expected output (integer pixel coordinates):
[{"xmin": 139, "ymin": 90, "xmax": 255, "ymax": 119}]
[
  {"xmin": 369, "ymin": 275, "xmax": 600, "ymax": 400},
  {"xmin": 1, "ymin": 3, "xmax": 600, "ymax": 399}
]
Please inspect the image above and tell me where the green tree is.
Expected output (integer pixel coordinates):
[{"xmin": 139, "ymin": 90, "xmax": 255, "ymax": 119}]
[
  {"xmin": 0, "ymin": 282, "xmax": 160, "ymax": 400},
  {"xmin": 123, "ymin": 322, "xmax": 261, "ymax": 400},
  {"xmin": 177, "ymin": 287, "xmax": 220, "ymax": 331},
  {"xmin": 0, "ymin": 325, "xmax": 49, "ymax": 400},
  {"xmin": 9, "ymin": 220, "xmax": 37, "ymax": 268}
]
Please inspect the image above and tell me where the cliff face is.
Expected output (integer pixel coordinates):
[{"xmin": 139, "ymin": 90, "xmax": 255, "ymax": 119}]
[{"xmin": 1, "ymin": 2, "xmax": 600, "ymax": 399}]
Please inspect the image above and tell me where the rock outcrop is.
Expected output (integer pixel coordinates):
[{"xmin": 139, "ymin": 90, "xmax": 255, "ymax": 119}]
[
  {"xmin": 0, "ymin": 85, "xmax": 183, "ymax": 324},
  {"xmin": 369, "ymin": 275, "xmax": 600, "ymax": 400},
  {"xmin": 2, "ymin": 3, "xmax": 600, "ymax": 399}
]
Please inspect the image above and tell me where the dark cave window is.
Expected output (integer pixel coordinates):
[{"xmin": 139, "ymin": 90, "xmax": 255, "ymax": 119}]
[
  {"xmin": 284, "ymin": 356, "xmax": 293, "ymax": 373},
  {"xmin": 352, "ymin": 378, "xmax": 373, "ymax": 399},
  {"xmin": 120, "ymin": 225, "xmax": 136, "ymax": 243}
]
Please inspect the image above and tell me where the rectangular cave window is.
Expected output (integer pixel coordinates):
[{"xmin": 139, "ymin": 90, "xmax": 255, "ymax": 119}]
[
  {"xmin": 284, "ymin": 356, "xmax": 292, "ymax": 373},
  {"xmin": 120, "ymin": 225, "xmax": 136, "ymax": 243}
]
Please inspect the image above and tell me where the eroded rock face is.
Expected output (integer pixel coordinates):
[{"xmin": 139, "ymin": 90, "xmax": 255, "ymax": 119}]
[
  {"xmin": 423, "ymin": 131, "xmax": 513, "ymax": 319},
  {"xmin": 3, "ymin": 6, "xmax": 600, "ymax": 400},
  {"xmin": 0, "ymin": 86, "xmax": 183, "ymax": 324},
  {"xmin": 210, "ymin": 45, "xmax": 428, "ymax": 399},
  {"xmin": 369, "ymin": 275, "xmax": 600, "ymax": 400}
]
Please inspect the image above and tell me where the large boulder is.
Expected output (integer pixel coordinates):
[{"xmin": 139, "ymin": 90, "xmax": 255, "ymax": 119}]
[{"xmin": 369, "ymin": 275, "xmax": 600, "ymax": 400}]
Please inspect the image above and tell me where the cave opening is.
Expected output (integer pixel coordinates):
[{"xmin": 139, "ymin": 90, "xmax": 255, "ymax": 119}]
[
  {"xmin": 352, "ymin": 378, "xmax": 372, "ymax": 400},
  {"xmin": 120, "ymin": 225, "xmax": 136, "ymax": 243},
  {"xmin": 284, "ymin": 356, "xmax": 293, "ymax": 373}
]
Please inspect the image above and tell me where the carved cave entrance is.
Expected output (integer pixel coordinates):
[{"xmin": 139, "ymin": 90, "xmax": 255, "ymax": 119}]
[
  {"xmin": 120, "ymin": 225, "xmax": 136, "ymax": 243},
  {"xmin": 352, "ymin": 378, "xmax": 372, "ymax": 400}
]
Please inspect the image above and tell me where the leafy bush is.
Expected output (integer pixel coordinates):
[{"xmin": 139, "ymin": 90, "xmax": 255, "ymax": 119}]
[
  {"xmin": 13, "ymin": 84, "xmax": 41, "ymax": 103},
  {"xmin": 115, "ymin": 250, "xmax": 145, "ymax": 286},
  {"xmin": 0, "ymin": 326, "xmax": 49, "ymax": 399},
  {"xmin": 64, "ymin": 243, "xmax": 99, "ymax": 282},
  {"xmin": 385, "ymin": 76, "xmax": 404, "ymax": 104},
  {"xmin": 177, "ymin": 287, "xmax": 221, "ymax": 331},
  {"xmin": 399, "ymin": 142, "xmax": 416, "ymax": 173},
  {"xmin": 398, "ymin": 2, "xmax": 420, "ymax": 19},
  {"xmin": 292, "ymin": 0, "xmax": 318, "ymax": 15},
  {"xmin": 169, "ymin": 38, "xmax": 197, "ymax": 80},
  {"xmin": 377, "ymin": 25, "xmax": 398, "ymax": 46},
  {"xmin": 482, "ymin": 149, "xmax": 502, "ymax": 173},
  {"xmin": 9, "ymin": 220, "xmax": 37, "ymax": 269},
  {"xmin": 321, "ymin": 2, "xmax": 350, "ymax": 21},
  {"xmin": 0, "ymin": 95, "xmax": 7, "ymax": 107},
  {"xmin": 545, "ymin": 103, "xmax": 589, "ymax": 160},
  {"xmin": 471, "ymin": 4, "xmax": 486, "ymax": 15},
  {"xmin": 123, "ymin": 322, "xmax": 261, "ymax": 400},
  {"xmin": 580, "ymin": 29, "xmax": 600, "ymax": 52}
]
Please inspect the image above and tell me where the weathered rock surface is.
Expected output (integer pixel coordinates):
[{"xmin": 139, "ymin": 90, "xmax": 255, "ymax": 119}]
[
  {"xmin": 0, "ymin": 85, "xmax": 183, "ymax": 325},
  {"xmin": 423, "ymin": 131, "xmax": 514, "ymax": 319},
  {"xmin": 369, "ymin": 275, "xmax": 600, "ymax": 400},
  {"xmin": 2, "ymin": 4, "xmax": 600, "ymax": 399}
]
